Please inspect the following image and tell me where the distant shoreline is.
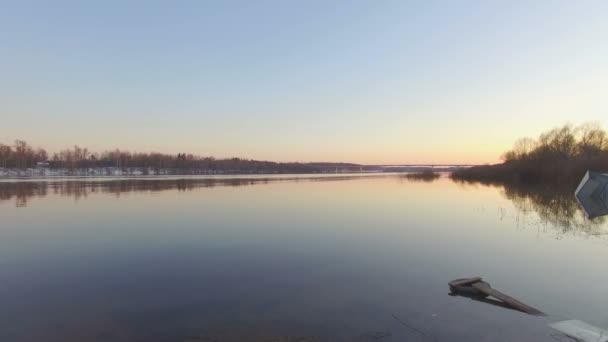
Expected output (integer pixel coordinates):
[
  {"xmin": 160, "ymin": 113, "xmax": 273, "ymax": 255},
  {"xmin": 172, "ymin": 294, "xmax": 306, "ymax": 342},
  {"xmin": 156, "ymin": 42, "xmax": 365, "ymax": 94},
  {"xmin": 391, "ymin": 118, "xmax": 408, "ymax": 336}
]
[
  {"xmin": 450, "ymin": 158, "xmax": 608, "ymax": 190},
  {"xmin": 0, "ymin": 166, "xmax": 463, "ymax": 181},
  {"xmin": 0, "ymin": 170, "xmax": 420, "ymax": 183}
]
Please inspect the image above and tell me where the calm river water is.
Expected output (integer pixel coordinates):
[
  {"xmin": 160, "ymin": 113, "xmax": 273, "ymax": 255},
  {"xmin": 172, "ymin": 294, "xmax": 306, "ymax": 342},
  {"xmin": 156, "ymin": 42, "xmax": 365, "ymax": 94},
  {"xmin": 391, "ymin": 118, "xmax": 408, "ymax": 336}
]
[{"xmin": 1, "ymin": 174, "xmax": 607, "ymax": 341}]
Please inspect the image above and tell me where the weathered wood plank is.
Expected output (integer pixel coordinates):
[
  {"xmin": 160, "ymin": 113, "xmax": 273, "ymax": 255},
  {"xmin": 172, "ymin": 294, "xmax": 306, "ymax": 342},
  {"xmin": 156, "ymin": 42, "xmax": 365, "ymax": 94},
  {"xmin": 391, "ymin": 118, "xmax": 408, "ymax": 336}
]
[
  {"xmin": 472, "ymin": 282, "xmax": 544, "ymax": 316},
  {"xmin": 449, "ymin": 277, "xmax": 482, "ymax": 287}
]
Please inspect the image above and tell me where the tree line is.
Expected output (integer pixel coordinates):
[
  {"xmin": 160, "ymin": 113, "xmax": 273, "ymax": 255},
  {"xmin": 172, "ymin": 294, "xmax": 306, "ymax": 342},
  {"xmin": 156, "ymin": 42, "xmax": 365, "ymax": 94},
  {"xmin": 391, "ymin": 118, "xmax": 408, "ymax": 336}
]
[
  {"xmin": 0, "ymin": 140, "xmax": 320, "ymax": 174},
  {"xmin": 500, "ymin": 122, "xmax": 607, "ymax": 163},
  {"xmin": 0, "ymin": 140, "xmax": 48, "ymax": 169},
  {"xmin": 452, "ymin": 122, "xmax": 608, "ymax": 187}
]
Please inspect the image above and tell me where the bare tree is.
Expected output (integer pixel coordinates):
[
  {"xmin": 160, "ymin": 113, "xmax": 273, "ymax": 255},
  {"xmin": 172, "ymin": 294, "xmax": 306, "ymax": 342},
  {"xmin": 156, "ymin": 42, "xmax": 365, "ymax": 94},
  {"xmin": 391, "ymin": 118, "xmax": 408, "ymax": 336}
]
[
  {"xmin": 512, "ymin": 137, "xmax": 536, "ymax": 160},
  {"xmin": 13, "ymin": 140, "xmax": 35, "ymax": 168},
  {"xmin": 35, "ymin": 148, "xmax": 48, "ymax": 163},
  {"xmin": 536, "ymin": 125, "xmax": 576, "ymax": 159},
  {"xmin": 0, "ymin": 144, "xmax": 11, "ymax": 168},
  {"xmin": 576, "ymin": 122, "xmax": 607, "ymax": 157}
]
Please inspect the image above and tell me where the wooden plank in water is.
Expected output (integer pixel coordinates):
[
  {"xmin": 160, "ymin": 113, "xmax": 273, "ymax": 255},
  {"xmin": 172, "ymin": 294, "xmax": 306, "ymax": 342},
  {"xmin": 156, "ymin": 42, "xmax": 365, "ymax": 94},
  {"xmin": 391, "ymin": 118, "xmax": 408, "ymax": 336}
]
[
  {"xmin": 472, "ymin": 282, "xmax": 544, "ymax": 316},
  {"xmin": 449, "ymin": 277, "xmax": 482, "ymax": 287}
]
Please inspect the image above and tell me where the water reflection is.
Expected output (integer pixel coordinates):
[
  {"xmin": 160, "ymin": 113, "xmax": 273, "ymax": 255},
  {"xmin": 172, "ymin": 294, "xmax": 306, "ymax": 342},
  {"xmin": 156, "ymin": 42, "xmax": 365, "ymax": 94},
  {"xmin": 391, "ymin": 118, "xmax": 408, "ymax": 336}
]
[
  {"xmin": 0, "ymin": 175, "xmax": 394, "ymax": 207},
  {"xmin": 502, "ymin": 184, "xmax": 606, "ymax": 233},
  {"xmin": 1, "ymin": 178, "xmax": 270, "ymax": 206},
  {"xmin": 2, "ymin": 175, "xmax": 606, "ymax": 236},
  {"xmin": 2, "ymin": 175, "xmax": 607, "ymax": 341},
  {"xmin": 454, "ymin": 179, "xmax": 607, "ymax": 237},
  {"xmin": 0, "ymin": 182, "xmax": 49, "ymax": 207}
]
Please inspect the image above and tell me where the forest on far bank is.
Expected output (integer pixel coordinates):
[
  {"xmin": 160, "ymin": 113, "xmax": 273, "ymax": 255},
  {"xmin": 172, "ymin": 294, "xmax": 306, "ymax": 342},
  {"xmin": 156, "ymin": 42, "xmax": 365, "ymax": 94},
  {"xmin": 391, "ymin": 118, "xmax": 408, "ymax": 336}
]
[{"xmin": 0, "ymin": 141, "xmax": 329, "ymax": 174}]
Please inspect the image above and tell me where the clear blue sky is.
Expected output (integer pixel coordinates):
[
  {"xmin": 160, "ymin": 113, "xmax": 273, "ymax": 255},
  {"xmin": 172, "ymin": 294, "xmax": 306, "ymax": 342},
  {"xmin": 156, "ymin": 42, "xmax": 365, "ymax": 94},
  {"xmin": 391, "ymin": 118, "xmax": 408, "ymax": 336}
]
[{"xmin": 1, "ymin": 0, "xmax": 607, "ymax": 164}]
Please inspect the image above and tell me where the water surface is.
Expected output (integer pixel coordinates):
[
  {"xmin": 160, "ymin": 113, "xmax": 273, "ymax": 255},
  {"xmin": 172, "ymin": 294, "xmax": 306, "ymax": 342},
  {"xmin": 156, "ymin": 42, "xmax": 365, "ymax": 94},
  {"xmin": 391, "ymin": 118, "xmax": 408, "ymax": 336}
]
[{"xmin": 1, "ymin": 175, "xmax": 607, "ymax": 341}]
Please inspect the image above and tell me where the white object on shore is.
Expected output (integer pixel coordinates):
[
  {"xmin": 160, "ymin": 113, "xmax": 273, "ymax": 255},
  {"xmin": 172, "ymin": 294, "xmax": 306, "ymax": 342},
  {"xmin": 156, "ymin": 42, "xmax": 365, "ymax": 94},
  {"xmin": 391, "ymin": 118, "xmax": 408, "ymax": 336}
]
[
  {"xmin": 550, "ymin": 320, "xmax": 608, "ymax": 342},
  {"xmin": 575, "ymin": 171, "xmax": 608, "ymax": 219}
]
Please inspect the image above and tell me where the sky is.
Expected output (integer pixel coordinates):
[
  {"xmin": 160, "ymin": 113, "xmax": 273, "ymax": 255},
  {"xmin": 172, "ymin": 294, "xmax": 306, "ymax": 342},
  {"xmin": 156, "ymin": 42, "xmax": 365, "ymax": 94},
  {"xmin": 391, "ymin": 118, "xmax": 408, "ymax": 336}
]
[{"xmin": 1, "ymin": 0, "xmax": 607, "ymax": 164}]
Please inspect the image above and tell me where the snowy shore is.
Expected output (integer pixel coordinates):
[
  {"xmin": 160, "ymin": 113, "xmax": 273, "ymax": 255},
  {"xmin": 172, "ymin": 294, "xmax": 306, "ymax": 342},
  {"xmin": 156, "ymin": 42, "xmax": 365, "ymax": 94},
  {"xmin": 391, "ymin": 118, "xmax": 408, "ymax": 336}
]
[
  {"xmin": 0, "ymin": 167, "xmax": 233, "ymax": 178},
  {"xmin": 0, "ymin": 167, "xmax": 379, "ymax": 179}
]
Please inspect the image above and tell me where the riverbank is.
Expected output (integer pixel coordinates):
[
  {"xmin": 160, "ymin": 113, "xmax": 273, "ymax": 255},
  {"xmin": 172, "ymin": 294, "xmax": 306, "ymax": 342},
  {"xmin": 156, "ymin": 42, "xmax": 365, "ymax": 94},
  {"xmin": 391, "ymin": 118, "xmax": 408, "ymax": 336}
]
[
  {"xmin": 451, "ymin": 157, "xmax": 608, "ymax": 189},
  {"xmin": 452, "ymin": 124, "xmax": 608, "ymax": 189},
  {"xmin": 0, "ymin": 167, "xmax": 316, "ymax": 178},
  {"xmin": 0, "ymin": 167, "xmax": 368, "ymax": 179},
  {"xmin": 0, "ymin": 166, "xmax": 465, "ymax": 179}
]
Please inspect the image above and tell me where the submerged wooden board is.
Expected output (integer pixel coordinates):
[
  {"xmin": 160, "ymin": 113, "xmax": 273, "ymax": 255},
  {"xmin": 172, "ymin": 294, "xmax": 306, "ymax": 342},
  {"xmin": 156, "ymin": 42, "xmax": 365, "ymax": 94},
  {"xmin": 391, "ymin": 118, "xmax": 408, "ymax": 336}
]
[
  {"xmin": 472, "ymin": 282, "xmax": 544, "ymax": 316},
  {"xmin": 449, "ymin": 277, "xmax": 482, "ymax": 287}
]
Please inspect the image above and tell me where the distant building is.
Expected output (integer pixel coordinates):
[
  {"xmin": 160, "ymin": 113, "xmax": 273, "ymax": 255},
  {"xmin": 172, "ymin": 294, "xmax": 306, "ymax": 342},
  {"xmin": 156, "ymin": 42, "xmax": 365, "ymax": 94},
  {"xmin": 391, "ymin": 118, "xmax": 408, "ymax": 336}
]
[{"xmin": 36, "ymin": 161, "xmax": 50, "ymax": 168}]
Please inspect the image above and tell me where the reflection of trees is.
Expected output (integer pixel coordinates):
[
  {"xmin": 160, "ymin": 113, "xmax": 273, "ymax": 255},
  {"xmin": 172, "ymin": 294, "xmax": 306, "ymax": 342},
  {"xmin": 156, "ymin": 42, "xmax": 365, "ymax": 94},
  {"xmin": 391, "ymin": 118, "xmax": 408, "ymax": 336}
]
[
  {"xmin": 455, "ymin": 179, "xmax": 607, "ymax": 236},
  {"xmin": 0, "ymin": 179, "xmax": 265, "ymax": 207},
  {"xmin": 501, "ymin": 185, "xmax": 608, "ymax": 235},
  {"xmin": 0, "ymin": 175, "xmax": 388, "ymax": 207},
  {"xmin": 0, "ymin": 182, "xmax": 48, "ymax": 207}
]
